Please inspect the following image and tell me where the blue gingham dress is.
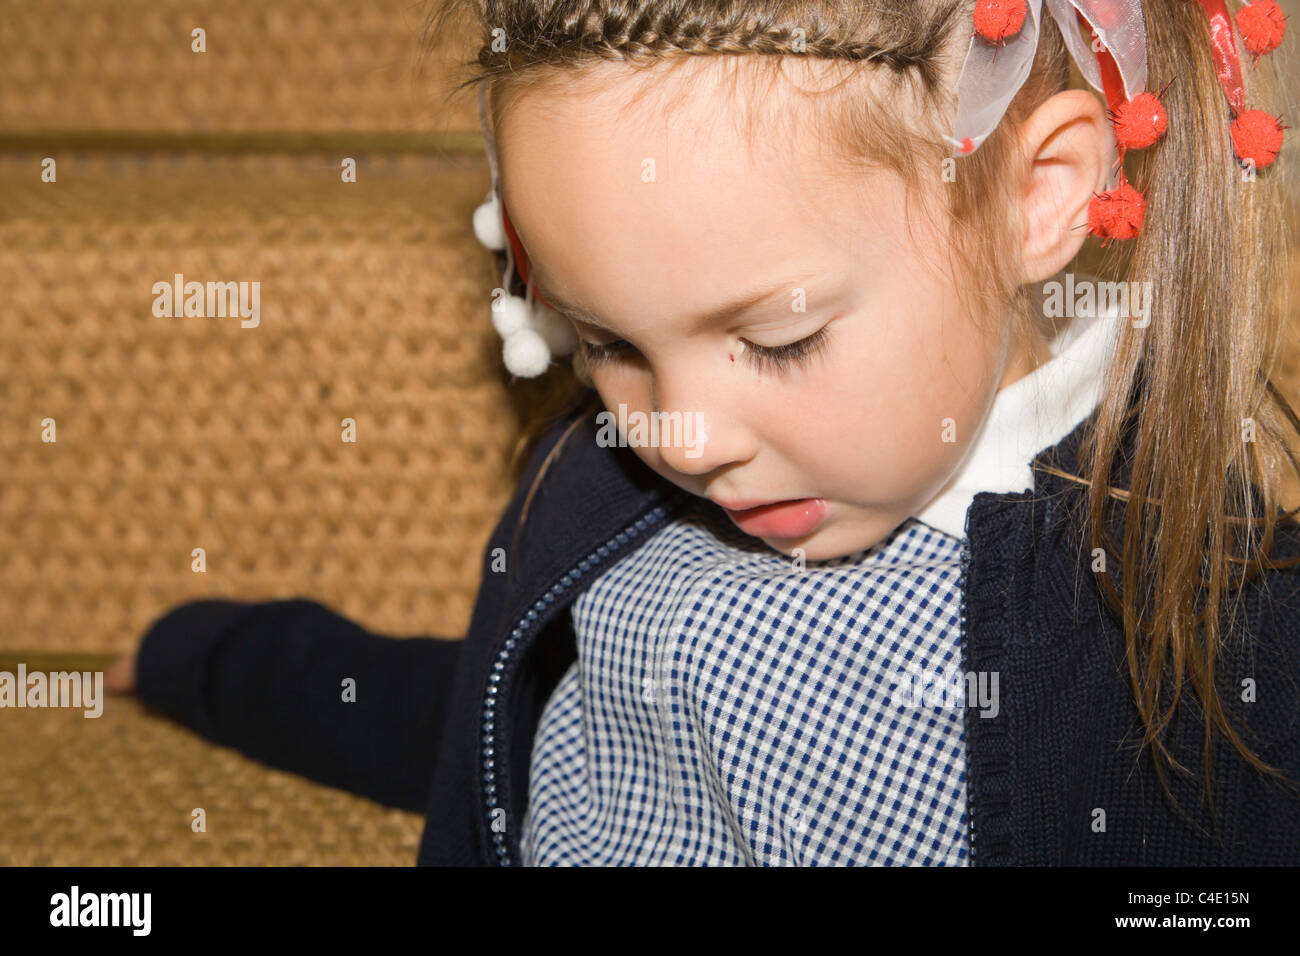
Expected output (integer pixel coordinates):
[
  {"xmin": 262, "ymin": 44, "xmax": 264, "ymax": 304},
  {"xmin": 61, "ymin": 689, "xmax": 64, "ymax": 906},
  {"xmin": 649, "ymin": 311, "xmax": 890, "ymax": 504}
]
[{"xmin": 520, "ymin": 495, "xmax": 970, "ymax": 865}]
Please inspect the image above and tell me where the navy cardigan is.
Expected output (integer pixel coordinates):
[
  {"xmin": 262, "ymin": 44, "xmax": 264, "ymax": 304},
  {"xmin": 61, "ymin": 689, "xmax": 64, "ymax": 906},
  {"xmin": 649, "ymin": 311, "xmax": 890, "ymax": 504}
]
[{"xmin": 135, "ymin": 403, "xmax": 1300, "ymax": 865}]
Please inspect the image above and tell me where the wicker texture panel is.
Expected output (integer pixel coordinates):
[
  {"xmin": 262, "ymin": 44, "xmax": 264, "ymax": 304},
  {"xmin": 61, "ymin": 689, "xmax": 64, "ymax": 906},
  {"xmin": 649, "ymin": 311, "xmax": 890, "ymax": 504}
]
[
  {"xmin": 0, "ymin": 0, "xmax": 480, "ymax": 133},
  {"xmin": 0, "ymin": 152, "xmax": 526, "ymax": 652},
  {"xmin": 0, "ymin": 687, "xmax": 426, "ymax": 865}
]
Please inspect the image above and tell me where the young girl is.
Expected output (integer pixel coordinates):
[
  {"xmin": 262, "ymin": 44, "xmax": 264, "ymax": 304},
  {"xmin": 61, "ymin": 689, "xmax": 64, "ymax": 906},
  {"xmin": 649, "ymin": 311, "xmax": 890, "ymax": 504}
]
[{"xmin": 107, "ymin": 0, "xmax": 1300, "ymax": 865}]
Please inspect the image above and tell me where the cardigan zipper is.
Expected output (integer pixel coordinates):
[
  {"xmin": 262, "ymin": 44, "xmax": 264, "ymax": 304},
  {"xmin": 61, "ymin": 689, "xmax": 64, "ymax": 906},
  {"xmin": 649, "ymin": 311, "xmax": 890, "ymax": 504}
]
[
  {"xmin": 480, "ymin": 501, "xmax": 679, "ymax": 866},
  {"xmin": 958, "ymin": 529, "xmax": 977, "ymax": 865}
]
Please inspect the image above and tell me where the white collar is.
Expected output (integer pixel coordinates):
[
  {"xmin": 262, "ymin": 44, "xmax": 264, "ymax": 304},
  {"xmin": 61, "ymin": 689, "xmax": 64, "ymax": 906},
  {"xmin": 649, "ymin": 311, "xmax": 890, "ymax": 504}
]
[{"xmin": 911, "ymin": 295, "xmax": 1122, "ymax": 540}]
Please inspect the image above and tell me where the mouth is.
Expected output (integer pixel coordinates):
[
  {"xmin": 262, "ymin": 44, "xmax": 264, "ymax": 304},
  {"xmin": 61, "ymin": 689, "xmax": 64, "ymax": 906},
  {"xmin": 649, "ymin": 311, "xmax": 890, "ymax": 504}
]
[{"xmin": 712, "ymin": 497, "xmax": 828, "ymax": 540}]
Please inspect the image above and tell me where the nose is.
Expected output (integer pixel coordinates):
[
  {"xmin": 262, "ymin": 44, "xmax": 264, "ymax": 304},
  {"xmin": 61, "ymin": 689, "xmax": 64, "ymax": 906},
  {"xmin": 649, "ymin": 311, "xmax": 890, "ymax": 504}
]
[{"xmin": 650, "ymin": 368, "xmax": 755, "ymax": 476}]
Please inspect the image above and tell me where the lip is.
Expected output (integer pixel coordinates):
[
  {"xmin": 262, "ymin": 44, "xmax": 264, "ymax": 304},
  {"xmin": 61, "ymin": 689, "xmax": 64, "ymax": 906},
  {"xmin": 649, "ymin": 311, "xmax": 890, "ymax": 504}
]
[{"xmin": 714, "ymin": 497, "xmax": 828, "ymax": 539}]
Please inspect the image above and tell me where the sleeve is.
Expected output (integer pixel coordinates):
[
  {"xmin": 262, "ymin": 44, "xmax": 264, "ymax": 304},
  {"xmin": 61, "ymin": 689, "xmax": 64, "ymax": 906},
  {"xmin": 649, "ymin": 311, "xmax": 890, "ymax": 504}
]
[{"xmin": 134, "ymin": 597, "xmax": 462, "ymax": 814}]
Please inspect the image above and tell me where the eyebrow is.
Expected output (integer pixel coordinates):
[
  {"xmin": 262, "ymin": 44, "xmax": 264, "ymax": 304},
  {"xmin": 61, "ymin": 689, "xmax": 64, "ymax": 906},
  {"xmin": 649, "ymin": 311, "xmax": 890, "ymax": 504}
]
[{"xmin": 529, "ymin": 270, "xmax": 821, "ymax": 335}]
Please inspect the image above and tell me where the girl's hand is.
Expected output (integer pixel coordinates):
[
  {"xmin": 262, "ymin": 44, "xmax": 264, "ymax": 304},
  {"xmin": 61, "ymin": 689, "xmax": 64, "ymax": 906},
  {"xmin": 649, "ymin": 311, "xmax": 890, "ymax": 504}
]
[{"xmin": 103, "ymin": 651, "xmax": 137, "ymax": 695}]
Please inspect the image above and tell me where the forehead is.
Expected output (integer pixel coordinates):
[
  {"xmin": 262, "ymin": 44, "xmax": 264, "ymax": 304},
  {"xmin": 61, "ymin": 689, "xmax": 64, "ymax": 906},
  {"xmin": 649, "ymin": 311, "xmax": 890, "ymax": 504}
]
[
  {"xmin": 492, "ymin": 59, "xmax": 938, "ymax": 328},
  {"xmin": 494, "ymin": 55, "xmax": 886, "ymax": 185}
]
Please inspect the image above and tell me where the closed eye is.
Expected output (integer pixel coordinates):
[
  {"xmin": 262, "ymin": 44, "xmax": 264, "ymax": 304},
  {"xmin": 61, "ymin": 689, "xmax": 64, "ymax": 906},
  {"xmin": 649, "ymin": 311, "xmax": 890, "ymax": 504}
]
[{"xmin": 579, "ymin": 325, "xmax": 833, "ymax": 374}]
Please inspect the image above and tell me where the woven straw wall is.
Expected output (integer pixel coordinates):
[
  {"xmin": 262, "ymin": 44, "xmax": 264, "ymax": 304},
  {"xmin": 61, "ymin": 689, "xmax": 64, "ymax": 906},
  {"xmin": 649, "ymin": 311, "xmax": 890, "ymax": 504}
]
[
  {"xmin": 0, "ymin": 0, "xmax": 538, "ymax": 657},
  {"xmin": 0, "ymin": 0, "xmax": 479, "ymax": 134},
  {"xmin": 0, "ymin": 151, "xmax": 562, "ymax": 652},
  {"xmin": 0, "ymin": 1, "xmax": 521, "ymax": 864}
]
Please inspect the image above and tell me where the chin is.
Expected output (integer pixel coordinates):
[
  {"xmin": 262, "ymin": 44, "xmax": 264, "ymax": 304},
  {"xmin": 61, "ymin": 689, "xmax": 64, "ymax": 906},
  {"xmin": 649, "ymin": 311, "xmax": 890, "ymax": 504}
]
[
  {"xmin": 762, "ymin": 529, "xmax": 842, "ymax": 564},
  {"xmin": 765, "ymin": 519, "xmax": 892, "ymax": 564}
]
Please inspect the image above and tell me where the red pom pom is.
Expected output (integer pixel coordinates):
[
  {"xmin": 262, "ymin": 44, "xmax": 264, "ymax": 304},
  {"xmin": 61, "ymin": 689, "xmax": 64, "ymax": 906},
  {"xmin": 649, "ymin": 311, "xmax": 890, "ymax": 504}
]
[
  {"xmin": 973, "ymin": 0, "xmax": 1026, "ymax": 45},
  {"xmin": 1237, "ymin": 1, "xmax": 1286, "ymax": 58},
  {"xmin": 958, "ymin": 137, "xmax": 975, "ymax": 154},
  {"xmin": 1112, "ymin": 92, "xmax": 1168, "ymax": 150},
  {"xmin": 1230, "ymin": 109, "xmax": 1285, "ymax": 168},
  {"xmin": 1087, "ymin": 181, "xmax": 1145, "ymax": 243}
]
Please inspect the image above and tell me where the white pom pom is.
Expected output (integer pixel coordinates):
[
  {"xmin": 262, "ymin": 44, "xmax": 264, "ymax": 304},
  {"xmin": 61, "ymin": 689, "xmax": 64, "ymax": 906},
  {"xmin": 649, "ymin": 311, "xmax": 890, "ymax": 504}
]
[
  {"xmin": 491, "ymin": 294, "xmax": 533, "ymax": 338},
  {"xmin": 472, "ymin": 192, "xmax": 505, "ymax": 250},
  {"xmin": 531, "ymin": 301, "xmax": 579, "ymax": 355},
  {"xmin": 502, "ymin": 328, "xmax": 552, "ymax": 377}
]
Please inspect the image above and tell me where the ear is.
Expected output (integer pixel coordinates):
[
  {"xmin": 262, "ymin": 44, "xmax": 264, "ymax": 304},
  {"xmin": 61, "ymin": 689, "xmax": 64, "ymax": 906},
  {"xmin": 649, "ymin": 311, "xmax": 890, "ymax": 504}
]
[{"xmin": 1014, "ymin": 90, "xmax": 1110, "ymax": 283}]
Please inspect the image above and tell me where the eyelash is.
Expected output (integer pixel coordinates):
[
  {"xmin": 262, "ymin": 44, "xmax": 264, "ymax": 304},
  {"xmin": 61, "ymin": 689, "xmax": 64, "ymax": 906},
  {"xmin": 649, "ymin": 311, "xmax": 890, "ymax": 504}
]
[{"xmin": 578, "ymin": 325, "xmax": 833, "ymax": 374}]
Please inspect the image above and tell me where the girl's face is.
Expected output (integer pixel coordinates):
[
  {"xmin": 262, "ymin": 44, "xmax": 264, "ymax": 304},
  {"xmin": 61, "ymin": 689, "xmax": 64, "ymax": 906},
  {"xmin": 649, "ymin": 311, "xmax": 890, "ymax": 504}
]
[{"xmin": 498, "ymin": 59, "xmax": 1046, "ymax": 561}]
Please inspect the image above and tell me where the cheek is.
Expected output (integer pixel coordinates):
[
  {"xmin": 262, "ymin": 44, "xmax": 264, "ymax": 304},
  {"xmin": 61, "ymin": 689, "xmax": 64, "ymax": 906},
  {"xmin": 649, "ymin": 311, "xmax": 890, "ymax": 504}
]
[
  {"xmin": 588, "ymin": 371, "xmax": 659, "ymax": 453},
  {"xmin": 589, "ymin": 373, "xmax": 638, "ymax": 425},
  {"xmin": 794, "ymin": 297, "xmax": 1003, "ymax": 486},
  {"xmin": 804, "ymin": 316, "xmax": 993, "ymax": 435}
]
